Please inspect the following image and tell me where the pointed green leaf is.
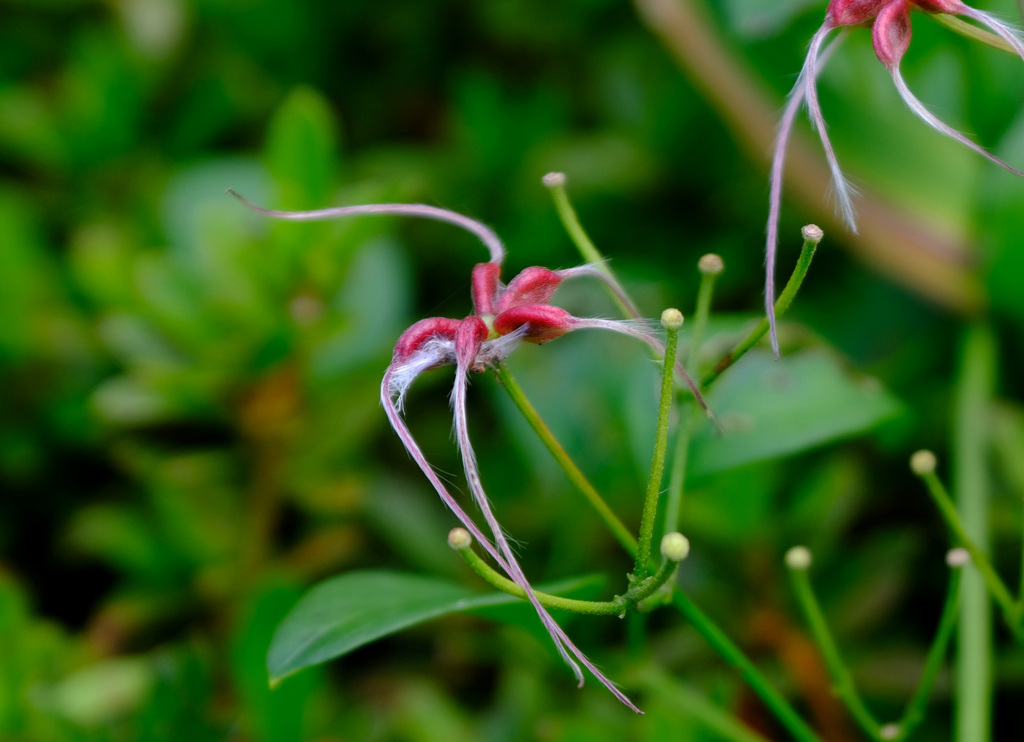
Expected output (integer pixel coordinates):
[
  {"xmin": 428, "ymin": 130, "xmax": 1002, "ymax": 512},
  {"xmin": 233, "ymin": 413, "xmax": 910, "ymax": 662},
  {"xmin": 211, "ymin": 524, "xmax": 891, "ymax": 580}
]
[
  {"xmin": 689, "ymin": 349, "xmax": 901, "ymax": 476},
  {"xmin": 267, "ymin": 570, "xmax": 600, "ymax": 685}
]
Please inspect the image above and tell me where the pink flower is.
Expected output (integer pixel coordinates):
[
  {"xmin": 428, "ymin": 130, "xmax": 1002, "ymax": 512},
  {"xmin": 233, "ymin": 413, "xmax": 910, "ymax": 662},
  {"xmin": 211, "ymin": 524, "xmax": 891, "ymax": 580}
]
[
  {"xmin": 230, "ymin": 189, "xmax": 710, "ymax": 712},
  {"xmin": 766, "ymin": 0, "xmax": 1024, "ymax": 356}
]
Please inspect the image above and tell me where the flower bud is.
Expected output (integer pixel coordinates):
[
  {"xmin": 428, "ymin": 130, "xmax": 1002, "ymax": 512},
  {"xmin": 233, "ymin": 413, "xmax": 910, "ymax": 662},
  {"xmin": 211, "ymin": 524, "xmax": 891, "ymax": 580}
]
[
  {"xmin": 542, "ymin": 172, "xmax": 567, "ymax": 188},
  {"xmin": 660, "ymin": 308, "xmax": 684, "ymax": 331},
  {"xmin": 785, "ymin": 546, "xmax": 813, "ymax": 570},
  {"xmin": 946, "ymin": 548, "xmax": 970, "ymax": 568},
  {"xmin": 661, "ymin": 532, "xmax": 691, "ymax": 562},
  {"xmin": 879, "ymin": 723, "xmax": 901, "ymax": 740},
  {"xmin": 493, "ymin": 304, "xmax": 573, "ymax": 344},
  {"xmin": 697, "ymin": 254, "xmax": 724, "ymax": 276},
  {"xmin": 455, "ymin": 316, "xmax": 489, "ymax": 368},
  {"xmin": 393, "ymin": 317, "xmax": 462, "ymax": 362},
  {"xmin": 910, "ymin": 450, "xmax": 936, "ymax": 476},
  {"xmin": 471, "ymin": 262, "xmax": 502, "ymax": 316},
  {"xmin": 448, "ymin": 527, "xmax": 472, "ymax": 550},
  {"xmin": 497, "ymin": 266, "xmax": 562, "ymax": 313},
  {"xmin": 827, "ymin": 0, "xmax": 889, "ymax": 27},
  {"xmin": 801, "ymin": 224, "xmax": 824, "ymax": 244},
  {"xmin": 911, "ymin": 0, "xmax": 963, "ymax": 13},
  {"xmin": 872, "ymin": 0, "xmax": 913, "ymax": 70}
]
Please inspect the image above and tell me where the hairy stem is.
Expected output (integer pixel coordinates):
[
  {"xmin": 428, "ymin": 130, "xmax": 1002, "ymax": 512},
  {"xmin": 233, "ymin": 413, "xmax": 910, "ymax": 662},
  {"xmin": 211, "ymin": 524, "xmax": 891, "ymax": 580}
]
[
  {"xmin": 664, "ymin": 261, "xmax": 720, "ymax": 538},
  {"xmin": 635, "ymin": 315, "xmax": 682, "ymax": 579}
]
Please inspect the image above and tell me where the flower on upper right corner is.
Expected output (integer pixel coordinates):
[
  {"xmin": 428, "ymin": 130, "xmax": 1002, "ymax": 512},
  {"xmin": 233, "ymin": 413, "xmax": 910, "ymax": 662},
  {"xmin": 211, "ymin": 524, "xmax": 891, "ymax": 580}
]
[{"xmin": 764, "ymin": 0, "xmax": 1024, "ymax": 356}]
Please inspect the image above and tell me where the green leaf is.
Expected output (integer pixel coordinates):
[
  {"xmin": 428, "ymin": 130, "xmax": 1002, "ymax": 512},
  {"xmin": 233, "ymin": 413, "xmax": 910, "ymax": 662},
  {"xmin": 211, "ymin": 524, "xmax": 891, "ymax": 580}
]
[
  {"xmin": 266, "ymin": 570, "xmax": 600, "ymax": 685},
  {"xmin": 689, "ymin": 349, "xmax": 902, "ymax": 477}
]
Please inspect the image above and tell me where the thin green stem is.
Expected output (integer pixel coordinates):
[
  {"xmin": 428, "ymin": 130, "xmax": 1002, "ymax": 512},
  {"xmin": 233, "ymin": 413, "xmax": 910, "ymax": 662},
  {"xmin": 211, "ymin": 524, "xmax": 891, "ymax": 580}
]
[
  {"xmin": 454, "ymin": 538, "xmax": 679, "ymax": 615},
  {"xmin": 686, "ymin": 258, "xmax": 721, "ymax": 377},
  {"xmin": 703, "ymin": 227, "xmax": 821, "ymax": 387},
  {"xmin": 788, "ymin": 565, "xmax": 883, "ymax": 740},
  {"xmin": 635, "ymin": 314, "xmax": 682, "ymax": 579},
  {"xmin": 892, "ymin": 563, "xmax": 963, "ymax": 741},
  {"xmin": 494, "ymin": 363, "xmax": 637, "ymax": 557},
  {"xmin": 543, "ymin": 173, "xmax": 641, "ymax": 318},
  {"xmin": 931, "ymin": 13, "xmax": 1019, "ymax": 55},
  {"xmin": 664, "ymin": 259, "xmax": 721, "ymax": 539},
  {"xmin": 671, "ymin": 591, "xmax": 823, "ymax": 742},
  {"xmin": 952, "ymin": 323, "xmax": 995, "ymax": 742},
  {"xmin": 917, "ymin": 469, "xmax": 1023, "ymax": 641}
]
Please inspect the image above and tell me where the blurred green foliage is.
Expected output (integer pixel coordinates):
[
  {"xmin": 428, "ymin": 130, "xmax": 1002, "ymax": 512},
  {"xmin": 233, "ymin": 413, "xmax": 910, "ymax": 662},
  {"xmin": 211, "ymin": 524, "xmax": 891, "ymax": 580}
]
[{"xmin": 3, "ymin": 0, "xmax": 1024, "ymax": 739}]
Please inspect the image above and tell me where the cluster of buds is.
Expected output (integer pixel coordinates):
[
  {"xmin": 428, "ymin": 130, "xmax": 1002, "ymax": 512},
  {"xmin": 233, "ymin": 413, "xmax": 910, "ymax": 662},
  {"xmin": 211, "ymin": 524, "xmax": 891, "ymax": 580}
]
[
  {"xmin": 231, "ymin": 190, "xmax": 708, "ymax": 712},
  {"xmin": 766, "ymin": 0, "xmax": 1024, "ymax": 355}
]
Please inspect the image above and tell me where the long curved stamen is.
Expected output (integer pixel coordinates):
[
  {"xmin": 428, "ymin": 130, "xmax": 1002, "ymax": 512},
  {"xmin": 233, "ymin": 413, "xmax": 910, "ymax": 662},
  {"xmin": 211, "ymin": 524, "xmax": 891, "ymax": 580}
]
[
  {"xmin": 381, "ymin": 367, "xmax": 508, "ymax": 566},
  {"xmin": 766, "ymin": 66, "xmax": 810, "ymax": 359},
  {"xmin": 890, "ymin": 66, "xmax": 1024, "ymax": 176},
  {"xmin": 805, "ymin": 24, "xmax": 859, "ymax": 232},
  {"xmin": 228, "ymin": 190, "xmax": 506, "ymax": 265},
  {"xmin": 450, "ymin": 356, "xmax": 642, "ymax": 713},
  {"xmin": 766, "ymin": 30, "xmax": 846, "ymax": 358}
]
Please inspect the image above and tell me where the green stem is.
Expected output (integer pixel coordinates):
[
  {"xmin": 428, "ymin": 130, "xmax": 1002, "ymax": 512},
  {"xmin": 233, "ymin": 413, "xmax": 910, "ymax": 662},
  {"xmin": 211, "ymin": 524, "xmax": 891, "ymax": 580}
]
[
  {"xmin": 671, "ymin": 591, "xmax": 823, "ymax": 742},
  {"xmin": 952, "ymin": 323, "xmax": 995, "ymax": 742},
  {"xmin": 931, "ymin": 13, "xmax": 1019, "ymax": 55},
  {"xmin": 454, "ymin": 539, "xmax": 679, "ymax": 615},
  {"xmin": 635, "ymin": 315, "xmax": 682, "ymax": 579},
  {"xmin": 703, "ymin": 227, "xmax": 820, "ymax": 387},
  {"xmin": 543, "ymin": 173, "xmax": 641, "ymax": 318},
  {"xmin": 687, "ymin": 258, "xmax": 720, "ymax": 377},
  {"xmin": 494, "ymin": 363, "xmax": 638, "ymax": 557},
  {"xmin": 788, "ymin": 565, "xmax": 883, "ymax": 740},
  {"xmin": 918, "ymin": 469, "xmax": 1023, "ymax": 641},
  {"xmin": 664, "ymin": 259, "xmax": 721, "ymax": 539},
  {"xmin": 892, "ymin": 563, "xmax": 963, "ymax": 741}
]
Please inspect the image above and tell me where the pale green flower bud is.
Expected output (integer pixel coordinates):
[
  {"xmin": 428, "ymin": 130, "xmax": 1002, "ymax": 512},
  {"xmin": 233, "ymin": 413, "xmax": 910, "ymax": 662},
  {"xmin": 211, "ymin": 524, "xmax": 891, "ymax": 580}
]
[
  {"xmin": 698, "ymin": 253, "xmax": 724, "ymax": 275},
  {"xmin": 801, "ymin": 224, "xmax": 824, "ymax": 243},
  {"xmin": 660, "ymin": 308, "xmax": 684, "ymax": 331},
  {"xmin": 660, "ymin": 532, "xmax": 690, "ymax": 562},
  {"xmin": 879, "ymin": 723, "xmax": 900, "ymax": 740},
  {"xmin": 910, "ymin": 450, "xmax": 936, "ymax": 476},
  {"xmin": 785, "ymin": 546, "xmax": 813, "ymax": 570},
  {"xmin": 946, "ymin": 548, "xmax": 970, "ymax": 568},
  {"xmin": 542, "ymin": 172, "xmax": 567, "ymax": 188},
  {"xmin": 447, "ymin": 527, "xmax": 472, "ymax": 550}
]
